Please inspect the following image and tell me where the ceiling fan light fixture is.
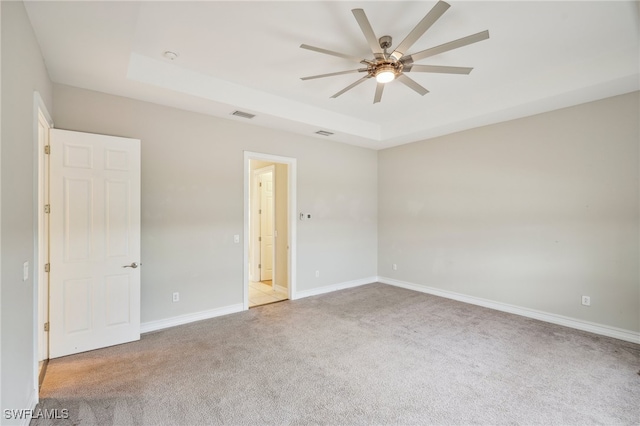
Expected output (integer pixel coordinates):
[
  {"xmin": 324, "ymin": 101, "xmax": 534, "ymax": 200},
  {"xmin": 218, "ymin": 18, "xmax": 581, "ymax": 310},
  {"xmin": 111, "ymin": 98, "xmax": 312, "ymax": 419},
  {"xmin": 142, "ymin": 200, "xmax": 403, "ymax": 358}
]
[
  {"xmin": 375, "ymin": 64, "xmax": 397, "ymax": 83},
  {"xmin": 300, "ymin": 1, "xmax": 489, "ymax": 103}
]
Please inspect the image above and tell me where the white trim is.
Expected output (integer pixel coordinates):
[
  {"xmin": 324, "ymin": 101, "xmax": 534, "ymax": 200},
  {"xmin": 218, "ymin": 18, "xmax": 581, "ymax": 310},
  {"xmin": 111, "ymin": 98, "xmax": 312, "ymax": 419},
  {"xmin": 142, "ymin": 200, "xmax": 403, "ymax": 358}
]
[
  {"xmin": 140, "ymin": 304, "xmax": 244, "ymax": 334},
  {"xmin": 33, "ymin": 92, "xmax": 53, "ymax": 127},
  {"xmin": 244, "ymin": 152, "xmax": 297, "ymax": 311},
  {"xmin": 18, "ymin": 388, "xmax": 39, "ymax": 426},
  {"xmin": 275, "ymin": 284, "xmax": 288, "ymax": 294},
  {"xmin": 32, "ymin": 91, "xmax": 53, "ymax": 402},
  {"xmin": 293, "ymin": 277, "xmax": 376, "ymax": 300},
  {"xmin": 35, "ymin": 110, "xmax": 50, "ymax": 364},
  {"xmin": 379, "ymin": 277, "xmax": 640, "ymax": 344}
]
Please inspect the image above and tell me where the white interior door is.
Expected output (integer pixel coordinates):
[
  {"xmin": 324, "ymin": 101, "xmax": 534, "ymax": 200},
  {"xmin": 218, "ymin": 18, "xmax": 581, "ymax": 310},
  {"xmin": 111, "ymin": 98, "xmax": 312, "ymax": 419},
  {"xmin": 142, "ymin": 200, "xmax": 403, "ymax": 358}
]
[
  {"xmin": 259, "ymin": 169, "xmax": 274, "ymax": 281},
  {"xmin": 49, "ymin": 129, "xmax": 141, "ymax": 358}
]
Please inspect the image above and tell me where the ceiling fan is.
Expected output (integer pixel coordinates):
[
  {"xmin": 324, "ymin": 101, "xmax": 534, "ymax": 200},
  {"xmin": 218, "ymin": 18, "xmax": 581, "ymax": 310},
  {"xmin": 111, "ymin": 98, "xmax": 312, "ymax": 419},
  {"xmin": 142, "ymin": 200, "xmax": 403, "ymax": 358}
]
[{"xmin": 300, "ymin": 1, "xmax": 489, "ymax": 104}]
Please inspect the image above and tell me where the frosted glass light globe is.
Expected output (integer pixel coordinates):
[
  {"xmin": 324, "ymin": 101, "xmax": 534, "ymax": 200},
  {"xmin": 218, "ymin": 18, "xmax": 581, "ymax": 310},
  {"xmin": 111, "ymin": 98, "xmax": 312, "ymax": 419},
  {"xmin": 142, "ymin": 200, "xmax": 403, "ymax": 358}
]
[{"xmin": 376, "ymin": 70, "xmax": 396, "ymax": 83}]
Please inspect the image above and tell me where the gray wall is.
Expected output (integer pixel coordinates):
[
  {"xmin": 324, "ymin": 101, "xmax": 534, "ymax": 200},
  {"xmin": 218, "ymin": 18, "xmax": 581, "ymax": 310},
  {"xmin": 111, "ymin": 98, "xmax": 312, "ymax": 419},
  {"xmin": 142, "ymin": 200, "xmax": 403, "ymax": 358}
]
[
  {"xmin": 1, "ymin": 0, "xmax": 53, "ymax": 419},
  {"xmin": 52, "ymin": 84, "xmax": 378, "ymax": 324},
  {"xmin": 379, "ymin": 92, "xmax": 639, "ymax": 332}
]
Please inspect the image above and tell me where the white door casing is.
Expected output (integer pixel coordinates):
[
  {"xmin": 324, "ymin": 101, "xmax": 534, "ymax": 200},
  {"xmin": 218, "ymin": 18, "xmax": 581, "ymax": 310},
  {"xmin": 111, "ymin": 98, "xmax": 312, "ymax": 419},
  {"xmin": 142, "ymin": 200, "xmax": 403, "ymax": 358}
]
[
  {"xmin": 49, "ymin": 129, "xmax": 141, "ymax": 358},
  {"xmin": 243, "ymin": 152, "xmax": 297, "ymax": 311},
  {"xmin": 37, "ymin": 108, "xmax": 51, "ymax": 364},
  {"xmin": 259, "ymin": 168, "xmax": 274, "ymax": 282}
]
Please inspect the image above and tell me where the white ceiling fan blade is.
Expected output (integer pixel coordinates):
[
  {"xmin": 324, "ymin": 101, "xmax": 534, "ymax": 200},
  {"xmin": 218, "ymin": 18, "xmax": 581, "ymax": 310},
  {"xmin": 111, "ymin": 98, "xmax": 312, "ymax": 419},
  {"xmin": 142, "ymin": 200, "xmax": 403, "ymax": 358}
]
[
  {"xmin": 404, "ymin": 64, "xmax": 473, "ymax": 75},
  {"xmin": 390, "ymin": 0, "xmax": 451, "ymax": 61},
  {"xmin": 331, "ymin": 76, "xmax": 371, "ymax": 98},
  {"xmin": 301, "ymin": 69, "xmax": 367, "ymax": 80},
  {"xmin": 373, "ymin": 82, "xmax": 385, "ymax": 104},
  {"xmin": 352, "ymin": 9, "xmax": 384, "ymax": 59},
  {"xmin": 396, "ymin": 74, "xmax": 429, "ymax": 96},
  {"xmin": 300, "ymin": 44, "xmax": 365, "ymax": 63},
  {"xmin": 403, "ymin": 30, "xmax": 490, "ymax": 63}
]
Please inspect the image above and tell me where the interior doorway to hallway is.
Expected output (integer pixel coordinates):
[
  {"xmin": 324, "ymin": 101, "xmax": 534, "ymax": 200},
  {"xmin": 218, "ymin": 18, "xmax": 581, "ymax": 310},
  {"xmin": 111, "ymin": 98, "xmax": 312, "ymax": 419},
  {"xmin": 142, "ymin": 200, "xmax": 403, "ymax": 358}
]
[{"xmin": 244, "ymin": 152, "xmax": 297, "ymax": 309}]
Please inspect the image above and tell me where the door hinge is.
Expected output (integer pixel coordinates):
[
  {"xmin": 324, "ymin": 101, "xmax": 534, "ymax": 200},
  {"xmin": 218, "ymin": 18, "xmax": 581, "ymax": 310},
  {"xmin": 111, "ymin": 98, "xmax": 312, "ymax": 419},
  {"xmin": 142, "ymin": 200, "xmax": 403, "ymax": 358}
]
[
  {"xmin": 259, "ymin": 209, "xmax": 262, "ymax": 214},
  {"xmin": 258, "ymin": 236, "xmax": 261, "ymax": 242},
  {"xmin": 258, "ymin": 264, "xmax": 261, "ymax": 269},
  {"xmin": 44, "ymin": 145, "xmax": 50, "ymax": 155},
  {"xmin": 44, "ymin": 322, "xmax": 49, "ymax": 332},
  {"xmin": 259, "ymin": 182, "xmax": 262, "ymax": 187},
  {"xmin": 44, "ymin": 204, "xmax": 50, "ymax": 214},
  {"xmin": 44, "ymin": 263, "xmax": 50, "ymax": 273}
]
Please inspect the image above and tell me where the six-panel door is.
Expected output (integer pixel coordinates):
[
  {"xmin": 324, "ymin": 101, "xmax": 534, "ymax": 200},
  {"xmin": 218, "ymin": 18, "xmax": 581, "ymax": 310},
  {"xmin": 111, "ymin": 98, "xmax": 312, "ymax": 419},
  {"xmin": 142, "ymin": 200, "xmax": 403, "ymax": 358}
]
[{"xmin": 49, "ymin": 129, "xmax": 141, "ymax": 358}]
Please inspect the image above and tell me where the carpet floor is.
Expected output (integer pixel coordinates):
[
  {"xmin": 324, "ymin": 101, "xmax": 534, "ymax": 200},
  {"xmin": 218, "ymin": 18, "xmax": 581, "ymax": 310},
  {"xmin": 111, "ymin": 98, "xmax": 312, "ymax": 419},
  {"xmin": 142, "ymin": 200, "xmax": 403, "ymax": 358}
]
[{"xmin": 33, "ymin": 283, "xmax": 639, "ymax": 425}]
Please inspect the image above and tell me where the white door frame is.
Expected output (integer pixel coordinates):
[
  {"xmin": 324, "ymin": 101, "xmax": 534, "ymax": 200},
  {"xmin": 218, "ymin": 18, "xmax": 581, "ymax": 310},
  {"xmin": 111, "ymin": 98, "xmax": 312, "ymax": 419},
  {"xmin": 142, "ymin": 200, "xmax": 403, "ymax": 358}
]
[
  {"xmin": 243, "ymin": 151, "xmax": 297, "ymax": 310},
  {"xmin": 33, "ymin": 91, "xmax": 53, "ymax": 393}
]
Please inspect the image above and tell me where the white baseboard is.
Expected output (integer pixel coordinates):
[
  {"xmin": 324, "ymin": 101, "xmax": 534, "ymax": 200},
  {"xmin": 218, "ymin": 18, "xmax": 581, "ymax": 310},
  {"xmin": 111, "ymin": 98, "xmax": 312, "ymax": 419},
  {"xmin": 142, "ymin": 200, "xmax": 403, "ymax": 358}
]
[
  {"xmin": 379, "ymin": 277, "xmax": 640, "ymax": 344},
  {"xmin": 4, "ymin": 388, "xmax": 40, "ymax": 426},
  {"xmin": 140, "ymin": 303, "xmax": 244, "ymax": 334},
  {"xmin": 140, "ymin": 277, "xmax": 375, "ymax": 334},
  {"xmin": 20, "ymin": 388, "xmax": 39, "ymax": 426},
  {"xmin": 140, "ymin": 277, "xmax": 639, "ymax": 344},
  {"xmin": 293, "ymin": 276, "xmax": 376, "ymax": 300}
]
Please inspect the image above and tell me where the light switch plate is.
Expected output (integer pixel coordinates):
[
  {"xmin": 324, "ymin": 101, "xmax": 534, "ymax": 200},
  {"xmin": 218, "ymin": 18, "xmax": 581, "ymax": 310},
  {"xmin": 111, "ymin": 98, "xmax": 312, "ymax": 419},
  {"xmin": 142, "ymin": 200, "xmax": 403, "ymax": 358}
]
[{"xmin": 23, "ymin": 261, "xmax": 29, "ymax": 281}]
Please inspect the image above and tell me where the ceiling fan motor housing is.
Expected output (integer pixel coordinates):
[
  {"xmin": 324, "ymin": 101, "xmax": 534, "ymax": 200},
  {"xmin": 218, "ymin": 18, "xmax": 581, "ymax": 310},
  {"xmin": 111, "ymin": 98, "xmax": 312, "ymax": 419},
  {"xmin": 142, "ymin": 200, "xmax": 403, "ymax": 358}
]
[
  {"xmin": 371, "ymin": 61, "xmax": 403, "ymax": 80},
  {"xmin": 379, "ymin": 35, "xmax": 393, "ymax": 49}
]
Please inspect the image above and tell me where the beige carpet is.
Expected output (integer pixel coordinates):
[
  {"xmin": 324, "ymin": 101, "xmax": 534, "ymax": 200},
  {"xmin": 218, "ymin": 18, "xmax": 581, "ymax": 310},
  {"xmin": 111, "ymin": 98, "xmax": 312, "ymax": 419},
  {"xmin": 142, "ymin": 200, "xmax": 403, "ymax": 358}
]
[{"xmin": 33, "ymin": 283, "xmax": 639, "ymax": 425}]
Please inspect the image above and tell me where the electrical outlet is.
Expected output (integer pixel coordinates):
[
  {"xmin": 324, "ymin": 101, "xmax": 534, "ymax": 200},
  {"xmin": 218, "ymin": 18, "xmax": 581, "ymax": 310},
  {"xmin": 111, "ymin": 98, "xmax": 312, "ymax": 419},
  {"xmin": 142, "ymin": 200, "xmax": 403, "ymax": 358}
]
[
  {"xmin": 315, "ymin": 270, "xmax": 320, "ymax": 278},
  {"xmin": 173, "ymin": 292, "xmax": 180, "ymax": 303},
  {"xmin": 581, "ymin": 295, "xmax": 591, "ymax": 306},
  {"xmin": 233, "ymin": 234, "xmax": 240, "ymax": 244},
  {"xmin": 392, "ymin": 263, "xmax": 397, "ymax": 271}
]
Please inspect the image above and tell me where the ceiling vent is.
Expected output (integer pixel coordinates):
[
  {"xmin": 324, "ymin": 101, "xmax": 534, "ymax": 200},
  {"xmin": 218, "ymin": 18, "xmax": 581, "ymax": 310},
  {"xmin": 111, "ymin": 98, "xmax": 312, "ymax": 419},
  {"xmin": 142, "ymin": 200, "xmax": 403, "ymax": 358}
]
[
  {"xmin": 315, "ymin": 130, "xmax": 334, "ymax": 136},
  {"xmin": 231, "ymin": 110, "xmax": 256, "ymax": 119}
]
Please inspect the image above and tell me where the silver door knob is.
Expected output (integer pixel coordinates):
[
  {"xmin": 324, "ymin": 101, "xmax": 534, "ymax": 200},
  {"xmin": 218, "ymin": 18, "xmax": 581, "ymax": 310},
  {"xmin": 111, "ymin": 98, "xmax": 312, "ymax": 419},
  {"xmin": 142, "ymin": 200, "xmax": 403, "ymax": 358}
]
[{"xmin": 123, "ymin": 262, "xmax": 139, "ymax": 269}]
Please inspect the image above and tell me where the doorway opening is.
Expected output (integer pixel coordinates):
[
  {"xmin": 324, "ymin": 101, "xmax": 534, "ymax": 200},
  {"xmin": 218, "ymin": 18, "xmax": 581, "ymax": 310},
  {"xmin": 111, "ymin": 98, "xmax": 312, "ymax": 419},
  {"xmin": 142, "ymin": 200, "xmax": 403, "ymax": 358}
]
[{"xmin": 244, "ymin": 152, "xmax": 297, "ymax": 309}]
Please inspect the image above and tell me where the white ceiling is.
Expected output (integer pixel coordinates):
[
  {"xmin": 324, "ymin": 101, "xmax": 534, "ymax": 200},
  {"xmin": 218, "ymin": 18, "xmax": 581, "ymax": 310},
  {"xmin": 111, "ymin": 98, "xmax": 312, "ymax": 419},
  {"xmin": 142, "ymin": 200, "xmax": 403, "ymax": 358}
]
[{"xmin": 24, "ymin": 1, "xmax": 639, "ymax": 149}]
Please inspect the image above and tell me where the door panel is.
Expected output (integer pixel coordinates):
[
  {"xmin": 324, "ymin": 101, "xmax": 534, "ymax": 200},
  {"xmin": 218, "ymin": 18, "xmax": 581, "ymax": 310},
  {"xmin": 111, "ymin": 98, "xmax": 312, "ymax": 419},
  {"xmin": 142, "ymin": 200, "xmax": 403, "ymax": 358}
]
[
  {"xmin": 64, "ymin": 177, "xmax": 93, "ymax": 261},
  {"xmin": 105, "ymin": 274, "xmax": 131, "ymax": 326},
  {"xmin": 50, "ymin": 129, "xmax": 141, "ymax": 358},
  {"xmin": 106, "ymin": 180, "xmax": 130, "ymax": 257},
  {"xmin": 63, "ymin": 278, "xmax": 91, "ymax": 333}
]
